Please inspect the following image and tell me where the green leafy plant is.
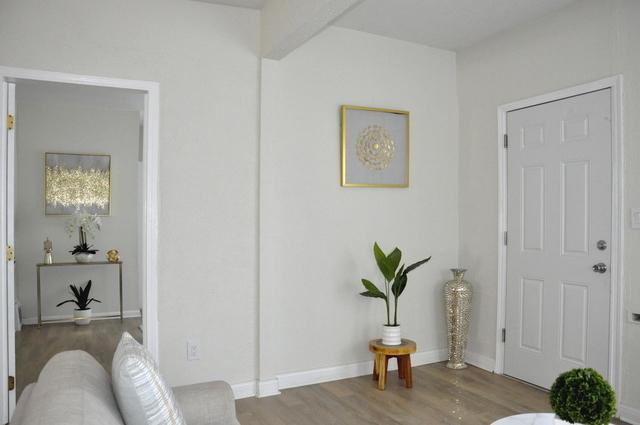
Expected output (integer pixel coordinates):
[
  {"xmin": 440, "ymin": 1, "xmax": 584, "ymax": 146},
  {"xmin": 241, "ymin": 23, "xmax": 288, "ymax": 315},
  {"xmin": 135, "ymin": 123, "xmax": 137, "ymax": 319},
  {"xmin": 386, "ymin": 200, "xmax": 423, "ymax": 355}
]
[
  {"xmin": 56, "ymin": 280, "xmax": 102, "ymax": 311},
  {"xmin": 549, "ymin": 368, "xmax": 616, "ymax": 425},
  {"xmin": 359, "ymin": 242, "xmax": 431, "ymax": 326}
]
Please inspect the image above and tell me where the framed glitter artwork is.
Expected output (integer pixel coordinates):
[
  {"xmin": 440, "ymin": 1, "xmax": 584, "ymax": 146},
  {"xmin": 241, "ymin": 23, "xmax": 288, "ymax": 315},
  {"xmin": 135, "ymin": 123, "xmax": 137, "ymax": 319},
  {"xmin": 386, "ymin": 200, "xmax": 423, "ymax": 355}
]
[
  {"xmin": 44, "ymin": 152, "xmax": 111, "ymax": 215},
  {"xmin": 341, "ymin": 105, "xmax": 410, "ymax": 188}
]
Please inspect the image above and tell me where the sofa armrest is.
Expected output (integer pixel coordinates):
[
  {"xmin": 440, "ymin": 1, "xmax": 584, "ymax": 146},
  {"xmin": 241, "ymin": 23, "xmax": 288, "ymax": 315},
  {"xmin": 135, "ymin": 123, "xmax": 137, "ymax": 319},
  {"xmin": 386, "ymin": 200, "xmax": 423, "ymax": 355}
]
[
  {"xmin": 173, "ymin": 381, "xmax": 240, "ymax": 425},
  {"xmin": 11, "ymin": 383, "xmax": 35, "ymax": 425}
]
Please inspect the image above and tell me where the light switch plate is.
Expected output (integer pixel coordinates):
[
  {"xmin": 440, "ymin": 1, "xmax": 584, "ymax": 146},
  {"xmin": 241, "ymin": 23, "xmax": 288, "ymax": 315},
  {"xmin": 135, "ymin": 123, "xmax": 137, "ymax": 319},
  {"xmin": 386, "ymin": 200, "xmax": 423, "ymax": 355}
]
[{"xmin": 632, "ymin": 208, "xmax": 640, "ymax": 229}]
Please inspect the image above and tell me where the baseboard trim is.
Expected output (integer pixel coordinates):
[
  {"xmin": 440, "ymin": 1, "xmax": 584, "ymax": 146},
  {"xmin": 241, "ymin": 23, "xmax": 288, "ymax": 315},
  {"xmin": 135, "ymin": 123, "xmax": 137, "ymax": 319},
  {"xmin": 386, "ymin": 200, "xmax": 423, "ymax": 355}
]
[
  {"xmin": 230, "ymin": 381, "xmax": 257, "ymax": 399},
  {"xmin": 278, "ymin": 348, "xmax": 446, "ymax": 391},
  {"xmin": 233, "ymin": 348, "xmax": 447, "ymax": 399},
  {"xmin": 619, "ymin": 404, "xmax": 640, "ymax": 425},
  {"xmin": 465, "ymin": 351, "xmax": 495, "ymax": 372},
  {"xmin": 21, "ymin": 310, "xmax": 142, "ymax": 325},
  {"xmin": 257, "ymin": 379, "xmax": 280, "ymax": 398}
]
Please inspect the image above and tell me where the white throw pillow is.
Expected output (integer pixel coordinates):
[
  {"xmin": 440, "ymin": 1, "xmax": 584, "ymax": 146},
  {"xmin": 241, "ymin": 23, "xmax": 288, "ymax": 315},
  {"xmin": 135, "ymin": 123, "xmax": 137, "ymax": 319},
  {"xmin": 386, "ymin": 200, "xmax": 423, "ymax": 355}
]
[{"xmin": 112, "ymin": 332, "xmax": 186, "ymax": 425}]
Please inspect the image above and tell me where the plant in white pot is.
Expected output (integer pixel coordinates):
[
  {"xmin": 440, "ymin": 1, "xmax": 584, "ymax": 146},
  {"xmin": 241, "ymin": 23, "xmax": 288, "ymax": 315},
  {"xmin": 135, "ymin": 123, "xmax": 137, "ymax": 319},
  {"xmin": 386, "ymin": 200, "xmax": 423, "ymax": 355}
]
[
  {"xmin": 359, "ymin": 243, "xmax": 430, "ymax": 345},
  {"xmin": 56, "ymin": 280, "xmax": 102, "ymax": 325},
  {"xmin": 65, "ymin": 210, "xmax": 101, "ymax": 263},
  {"xmin": 549, "ymin": 368, "xmax": 616, "ymax": 425}
]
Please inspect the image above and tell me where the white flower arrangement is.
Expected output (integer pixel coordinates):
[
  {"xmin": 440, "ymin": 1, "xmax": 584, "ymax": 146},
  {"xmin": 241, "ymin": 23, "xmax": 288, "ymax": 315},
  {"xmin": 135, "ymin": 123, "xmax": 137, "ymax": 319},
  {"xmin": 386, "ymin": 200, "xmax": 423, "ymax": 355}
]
[{"xmin": 65, "ymin": 209, "xmax": 102, "ymax": 240}]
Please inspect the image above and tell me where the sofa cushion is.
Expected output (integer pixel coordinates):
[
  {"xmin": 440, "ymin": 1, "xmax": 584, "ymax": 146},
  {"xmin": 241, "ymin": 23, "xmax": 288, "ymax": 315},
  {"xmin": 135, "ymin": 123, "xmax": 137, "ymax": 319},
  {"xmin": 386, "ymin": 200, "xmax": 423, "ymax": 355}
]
[
  {"xmin": 18, "ymin": 350, "xmax": 124, "ymax": 425},
  {"xmin": 112, "ymin": 332, "xmax": 185, "ymax": 425}
]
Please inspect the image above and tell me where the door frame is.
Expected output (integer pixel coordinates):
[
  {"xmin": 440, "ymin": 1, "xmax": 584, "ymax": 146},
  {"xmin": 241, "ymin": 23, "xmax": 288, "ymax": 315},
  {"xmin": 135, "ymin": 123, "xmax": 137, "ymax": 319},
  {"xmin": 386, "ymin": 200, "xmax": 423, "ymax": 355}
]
[
  {"xmin": 0, "ymin": 66, "xmax": 160, "ymax": 419},
  {"xmin": 495, "ymin": 76, "xmax": 624, "ymax": 395}
]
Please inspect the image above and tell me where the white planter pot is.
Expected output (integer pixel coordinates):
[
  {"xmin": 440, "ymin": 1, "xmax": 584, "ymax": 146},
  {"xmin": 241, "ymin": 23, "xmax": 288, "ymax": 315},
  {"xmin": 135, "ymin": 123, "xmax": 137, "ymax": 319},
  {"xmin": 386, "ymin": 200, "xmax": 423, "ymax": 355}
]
[
  {"xmin": 74, "ymin": 308, "xmax": 92, "ymax": 326},
  {"xmin": 382, "ymin": 325, "xmax": 402, "ymax": 345},
  {"xmin": 74, "ymin": 253, "xmax": 94, "ymax": 263}
]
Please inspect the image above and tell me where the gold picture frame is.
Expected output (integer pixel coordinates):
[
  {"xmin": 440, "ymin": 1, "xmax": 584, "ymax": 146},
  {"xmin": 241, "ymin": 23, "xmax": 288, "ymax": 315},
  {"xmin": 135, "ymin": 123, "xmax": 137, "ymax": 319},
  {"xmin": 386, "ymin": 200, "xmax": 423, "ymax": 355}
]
[
  {"xmin": 44, "ymin": 152, "xmax": 112, "ymax": 216},
  {"xmin": 341, "ymin": 105, "xmax": 410, "ymax": 188}
]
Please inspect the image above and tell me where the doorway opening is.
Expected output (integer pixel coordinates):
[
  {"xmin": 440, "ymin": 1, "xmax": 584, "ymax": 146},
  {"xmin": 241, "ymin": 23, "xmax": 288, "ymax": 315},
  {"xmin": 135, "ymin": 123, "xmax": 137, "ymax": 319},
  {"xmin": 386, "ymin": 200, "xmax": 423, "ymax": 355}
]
[{"xmin": 0, "ymin": 67, "xmax": 159, "ymax": 422}]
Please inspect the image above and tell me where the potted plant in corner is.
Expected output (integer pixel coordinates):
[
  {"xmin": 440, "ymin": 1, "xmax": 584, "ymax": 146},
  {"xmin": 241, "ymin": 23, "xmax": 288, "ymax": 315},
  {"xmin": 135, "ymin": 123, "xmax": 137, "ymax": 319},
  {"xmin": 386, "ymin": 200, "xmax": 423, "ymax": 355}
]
[
  {"xmin": 56, "ymin": 280, "xmax": 102, "ymax": 325},
  {"xmin": 359, "ymin": 242, "xmax": 430, "ymax": 345},
  {"xmin": 66, "ymin": 209, "xmax": 101, "ymax": 263},
  {"xmin": 550, "ymin": 368, "xmax": 616, "ymax": 425}
]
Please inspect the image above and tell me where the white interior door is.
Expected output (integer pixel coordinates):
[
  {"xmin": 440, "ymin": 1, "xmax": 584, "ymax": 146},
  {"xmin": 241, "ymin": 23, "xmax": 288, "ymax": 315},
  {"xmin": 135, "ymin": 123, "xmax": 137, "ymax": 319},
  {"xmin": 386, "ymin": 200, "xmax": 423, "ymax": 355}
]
[
  {"xmin": 504, "ymin": 89, "xmax": 612, "ymax": 389},
  {"xmin": 0, "ymin": 81, "xmax": 16, "ymax": 423}
]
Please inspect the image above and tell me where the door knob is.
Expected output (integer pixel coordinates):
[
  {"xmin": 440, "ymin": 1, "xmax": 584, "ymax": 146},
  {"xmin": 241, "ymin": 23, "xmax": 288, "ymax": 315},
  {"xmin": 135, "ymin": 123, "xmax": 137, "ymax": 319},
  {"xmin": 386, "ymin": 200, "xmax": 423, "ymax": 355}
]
[{"xmin": 592, "ymin": 263, "xmax": 607, "ymax": 274}]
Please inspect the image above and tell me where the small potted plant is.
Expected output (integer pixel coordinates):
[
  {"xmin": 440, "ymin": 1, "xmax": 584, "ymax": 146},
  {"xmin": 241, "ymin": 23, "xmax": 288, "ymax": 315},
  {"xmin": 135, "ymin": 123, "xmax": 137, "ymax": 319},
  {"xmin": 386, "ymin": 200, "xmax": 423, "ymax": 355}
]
[
  {"xmin": 56, "ymin": 280, "xmax": 102, "ymax": 325},
  {"xmin": 66, "ymin": 209, "xmax": 101, "ymax": 263},
  {"xmin": 358, "ymin": 242, "xmax": 430, "ymax": 345},
  {"xmin": 550, "ymin": 368, "xmax": 616, "ymax": 425}
]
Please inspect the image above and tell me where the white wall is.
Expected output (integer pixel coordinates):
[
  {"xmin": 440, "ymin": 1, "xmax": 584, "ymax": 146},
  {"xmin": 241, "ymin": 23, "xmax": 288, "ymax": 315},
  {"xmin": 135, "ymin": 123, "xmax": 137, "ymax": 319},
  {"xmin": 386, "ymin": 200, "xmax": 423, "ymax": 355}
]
[
  {"xmin": 15, "ymin": 97, "xmax": 141, "ymax": 322},
  {"xmin": 260, "ymin": 27, "xmax": 459, "ymax": 380},
  {"xmin": 0, "ymin": 0, "xmax": 260, "ymax": 386},
  {"xmin": 457, "ymin": 0, "xmax": 640, "ymax": 413}
]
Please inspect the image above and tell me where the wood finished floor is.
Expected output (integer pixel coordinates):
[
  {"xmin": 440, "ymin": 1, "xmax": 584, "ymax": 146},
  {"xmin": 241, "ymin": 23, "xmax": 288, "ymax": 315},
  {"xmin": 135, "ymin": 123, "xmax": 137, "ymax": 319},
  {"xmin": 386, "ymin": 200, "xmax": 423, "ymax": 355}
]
[
  {"xmin": 16, "ymin": 317, "xmax": 142, "ymax": 398},
  {"xmin": 236, "ymin": 363, "xmax": 629, "ymax": 425}
]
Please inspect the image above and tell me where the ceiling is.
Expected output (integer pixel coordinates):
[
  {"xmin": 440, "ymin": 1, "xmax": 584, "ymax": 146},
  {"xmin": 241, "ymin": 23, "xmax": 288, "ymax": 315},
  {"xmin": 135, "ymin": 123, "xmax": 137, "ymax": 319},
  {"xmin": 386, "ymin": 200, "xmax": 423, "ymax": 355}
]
[
  {"xmin": 335, "ymin": 0, "xmax": 579, "ymax": 50},
  {"xmin": 199, "ymin": 0, "xmax": 578, "ymax": 51}
]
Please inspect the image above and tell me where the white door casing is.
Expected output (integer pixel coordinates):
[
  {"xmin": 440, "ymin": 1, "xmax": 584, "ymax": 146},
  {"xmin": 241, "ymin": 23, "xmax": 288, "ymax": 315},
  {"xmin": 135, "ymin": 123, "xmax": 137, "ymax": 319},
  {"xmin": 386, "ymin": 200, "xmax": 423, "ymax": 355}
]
[
  {"xmin": 0, "ymin": 66, "xmax": 160, "ymax": 422},
  {"xmin": 0, "ymin": 82, "xmax": 16, "ymax": 424},
  {"xmin": 504, "ymin": 89, "xmax": 612, "ymax": 389},
  {"xmin": 6, "ymin": 83, "xmax": 16, "ymax": 419}
]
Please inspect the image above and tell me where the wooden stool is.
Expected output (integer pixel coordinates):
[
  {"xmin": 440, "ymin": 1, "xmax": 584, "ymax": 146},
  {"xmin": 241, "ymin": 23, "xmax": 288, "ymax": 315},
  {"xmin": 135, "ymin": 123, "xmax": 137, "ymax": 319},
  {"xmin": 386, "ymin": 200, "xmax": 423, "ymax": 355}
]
[{"xmin": 369, "ymin": 339, "xmax": 416, "ymax": 390}]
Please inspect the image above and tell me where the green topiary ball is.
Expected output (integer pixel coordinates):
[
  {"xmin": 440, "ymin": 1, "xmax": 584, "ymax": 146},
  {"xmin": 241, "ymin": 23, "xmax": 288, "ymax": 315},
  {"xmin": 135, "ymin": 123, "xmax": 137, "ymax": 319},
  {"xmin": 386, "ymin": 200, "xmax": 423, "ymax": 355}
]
[{"xmin": 549, "ymin": 368, "xmax": 616, "ymax": 425}]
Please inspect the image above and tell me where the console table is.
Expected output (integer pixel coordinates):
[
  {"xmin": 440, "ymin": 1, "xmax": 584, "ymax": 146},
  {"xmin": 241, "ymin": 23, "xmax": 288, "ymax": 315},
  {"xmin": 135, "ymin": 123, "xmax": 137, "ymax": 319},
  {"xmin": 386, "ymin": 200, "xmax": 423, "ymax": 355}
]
[{"xmin": 36, "ymin": 261, "xmax": 123, "ymax": 326}]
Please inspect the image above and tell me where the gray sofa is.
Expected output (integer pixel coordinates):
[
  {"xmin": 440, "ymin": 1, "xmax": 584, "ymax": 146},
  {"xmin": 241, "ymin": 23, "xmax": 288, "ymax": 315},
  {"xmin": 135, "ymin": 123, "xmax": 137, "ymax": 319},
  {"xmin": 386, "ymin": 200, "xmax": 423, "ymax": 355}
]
[{"xmin": 11, "ymin": 350, "xmax": 240, "ymax": 425}]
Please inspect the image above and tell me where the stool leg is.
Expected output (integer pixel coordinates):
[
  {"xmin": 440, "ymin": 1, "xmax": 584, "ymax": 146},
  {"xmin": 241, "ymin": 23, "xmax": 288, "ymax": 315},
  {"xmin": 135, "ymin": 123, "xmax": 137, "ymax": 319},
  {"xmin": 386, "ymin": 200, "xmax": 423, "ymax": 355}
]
[
  {"xmin": 398, "ymin": 356, "xmax": 405, "ymax": 380},
  {"xmin": 373, "ymin": 355, "xmax": 379, "ymax": 381},
  {"xmin": 404, "ymin": 355, "xmax": 413, "ymax": 388},
  {"xmin": 377, "ymin": 354, "xmax": 387, "ymax": 390}
]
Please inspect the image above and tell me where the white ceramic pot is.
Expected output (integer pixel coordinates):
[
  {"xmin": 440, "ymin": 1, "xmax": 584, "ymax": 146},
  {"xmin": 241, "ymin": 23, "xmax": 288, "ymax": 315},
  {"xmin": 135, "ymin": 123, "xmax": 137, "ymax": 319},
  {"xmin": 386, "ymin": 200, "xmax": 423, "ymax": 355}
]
[
  {"xmin": 382, "ymin": 325, "xmax": 402, "ymax": 345},
  {"xmin": 74, "ymin": 253, "xmax": 94, "ymax": 263},
  {"xmin": 74, "ymin": 308, "xmax": 92, "ymax": 326}
]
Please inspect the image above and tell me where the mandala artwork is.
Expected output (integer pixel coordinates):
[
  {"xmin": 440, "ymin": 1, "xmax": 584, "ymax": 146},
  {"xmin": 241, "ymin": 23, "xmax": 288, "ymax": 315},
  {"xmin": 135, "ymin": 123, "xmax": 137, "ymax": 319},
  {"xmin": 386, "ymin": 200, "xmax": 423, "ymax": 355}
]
[{"xmin": 355, "ymin": 125, "xmax": 396, "ymax": 170}]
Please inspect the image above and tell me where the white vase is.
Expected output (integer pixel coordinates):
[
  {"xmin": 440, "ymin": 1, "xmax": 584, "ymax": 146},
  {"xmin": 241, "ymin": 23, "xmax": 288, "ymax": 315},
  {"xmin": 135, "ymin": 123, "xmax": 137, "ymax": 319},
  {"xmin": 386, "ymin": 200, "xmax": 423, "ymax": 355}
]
[
  {"xmin": 73, "ymin": 308, "xmax": 92, "ymax": 326},
  {"xmin": 382, "ymin": 325, "xmax": 402, "ymax": 345},
  {"xmin": 74, "ymin": 253, "xmax": 94, "ymax": 263}
]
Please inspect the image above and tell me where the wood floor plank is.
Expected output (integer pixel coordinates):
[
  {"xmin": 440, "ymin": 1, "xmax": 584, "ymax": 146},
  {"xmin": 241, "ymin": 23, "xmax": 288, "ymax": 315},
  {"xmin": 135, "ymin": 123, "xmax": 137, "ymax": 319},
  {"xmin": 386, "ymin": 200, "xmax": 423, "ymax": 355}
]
[
  {"xmin": 236, "ymin": 363, "xmax": 630, "ymax": 425},
  {"xmin": 15, "ymin": 317, "xmax": 142, "ymax": 398}
]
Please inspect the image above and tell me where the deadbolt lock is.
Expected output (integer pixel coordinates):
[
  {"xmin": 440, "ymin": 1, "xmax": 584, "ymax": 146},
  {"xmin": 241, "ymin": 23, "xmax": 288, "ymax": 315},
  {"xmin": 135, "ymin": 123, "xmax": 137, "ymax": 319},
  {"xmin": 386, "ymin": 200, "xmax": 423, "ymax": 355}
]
[{"xmin": 597, "ymin": 240, "xmax": 607, "ymax": 251}]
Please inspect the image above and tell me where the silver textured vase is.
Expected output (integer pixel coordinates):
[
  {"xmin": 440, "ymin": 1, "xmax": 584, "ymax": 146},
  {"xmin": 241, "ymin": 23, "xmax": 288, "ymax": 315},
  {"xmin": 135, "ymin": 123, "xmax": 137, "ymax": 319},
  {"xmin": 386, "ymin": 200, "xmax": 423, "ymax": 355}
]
[{"xmin": 444, "ymin": 268, "xmax": 472, "ymax": 369}]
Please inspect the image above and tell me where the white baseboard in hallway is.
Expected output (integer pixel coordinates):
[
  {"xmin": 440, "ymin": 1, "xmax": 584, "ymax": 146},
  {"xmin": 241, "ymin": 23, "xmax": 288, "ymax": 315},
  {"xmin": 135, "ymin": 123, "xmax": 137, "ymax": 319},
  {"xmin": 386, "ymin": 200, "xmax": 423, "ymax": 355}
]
[
  {"xmin": 620, "ymin": 404, "xmax": 640, "ymax": 425},
  {"xmin": 21, "ymin": 310, "xmax": 142, "ymax": 326},
  {"xmin": 231, "ymin": 348, "xmax": 448, "ymax": 399}
]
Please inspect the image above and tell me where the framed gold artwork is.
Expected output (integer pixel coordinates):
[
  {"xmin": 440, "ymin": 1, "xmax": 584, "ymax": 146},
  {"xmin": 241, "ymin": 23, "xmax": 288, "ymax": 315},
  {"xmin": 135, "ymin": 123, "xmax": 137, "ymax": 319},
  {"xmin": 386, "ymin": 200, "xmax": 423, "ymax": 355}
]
[
  {"xmin": 341, "ymin": 105, "xmax": 410, "ymax": 187},
  {"xmin": 45, "ymin": 152, "xmax": 111, "ymax": 215}
]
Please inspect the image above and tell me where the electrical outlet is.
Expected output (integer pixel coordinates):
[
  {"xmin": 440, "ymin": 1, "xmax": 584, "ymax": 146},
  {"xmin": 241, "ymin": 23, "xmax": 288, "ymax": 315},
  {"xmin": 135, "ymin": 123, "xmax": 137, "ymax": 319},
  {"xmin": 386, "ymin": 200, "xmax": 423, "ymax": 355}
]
[
  {"xmin": 187, "ymin": 340, "xmax": 200, "ymax": 361},
  {"xmin": 632, "ymin": 208, "xmax": 640, "ymax": 229}
]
